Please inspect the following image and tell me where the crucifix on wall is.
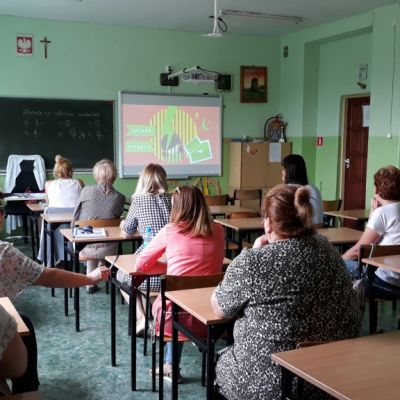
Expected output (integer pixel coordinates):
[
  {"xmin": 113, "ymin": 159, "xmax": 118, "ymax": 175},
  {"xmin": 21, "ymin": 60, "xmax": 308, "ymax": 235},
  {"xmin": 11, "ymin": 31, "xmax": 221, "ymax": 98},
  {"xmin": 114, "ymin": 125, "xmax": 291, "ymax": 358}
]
[{"xmin": 40, "ymin": 36, "xmax": 51, "ymax": 59}]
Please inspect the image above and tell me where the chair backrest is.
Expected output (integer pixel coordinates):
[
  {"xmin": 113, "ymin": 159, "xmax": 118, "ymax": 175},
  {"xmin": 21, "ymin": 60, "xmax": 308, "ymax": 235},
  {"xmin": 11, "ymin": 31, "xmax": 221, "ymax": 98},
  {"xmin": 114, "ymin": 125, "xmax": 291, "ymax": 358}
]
[
  {"xmin": 45, "ymin": 206, "xmax": 75, "ymax": 215},
  {"xmin": 233, "ymin": 189, "xmax": 262, "ymax": 202},
  {"xmin": 227, "ymin": 211, "xmax": 260, "ymax": 219},
  {"xmin": 323, "ymin": 199, "xmax": 342, "ymax": 212},
  {"xmin": 359, "ymin": 244, "xmax": 400, "ymax": 261},
  {"xmin": 204, "ymin": 194, "xmax": 230, "ymax": 206},
  {"xmin": 162, "ymin": 273, "xmax": 225, "ymax": 293},
  {"xmin": 75, "ymin": 218, "xmax": 121, "ymax": 228}
]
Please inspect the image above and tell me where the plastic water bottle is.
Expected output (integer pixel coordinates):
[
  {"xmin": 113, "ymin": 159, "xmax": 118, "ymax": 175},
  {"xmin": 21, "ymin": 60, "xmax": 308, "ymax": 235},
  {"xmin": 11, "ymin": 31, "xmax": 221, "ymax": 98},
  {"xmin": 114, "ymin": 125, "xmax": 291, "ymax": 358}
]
[{"xmin": 143, "ymin": 226, "xmax": 154, "ymax": 248}]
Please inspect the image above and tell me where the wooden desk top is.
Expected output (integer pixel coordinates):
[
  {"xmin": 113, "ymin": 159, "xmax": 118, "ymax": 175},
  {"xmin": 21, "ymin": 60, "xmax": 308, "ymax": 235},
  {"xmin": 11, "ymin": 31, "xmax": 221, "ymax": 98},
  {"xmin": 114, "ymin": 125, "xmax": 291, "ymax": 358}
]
[
  {"xmin": 209, "ymin": 205, "xmax": 254, "ymax": 216},
  {"xmin": 317, "ymin": 227, "xmax": 362, "ymax": 244},
  {"xmin": 362, "ymin": 254, "xmax": 400, "ymax": 273},
  {"xmin": 166, "ymin": 287, "xmax": 230, "ymax": 326},
  {"xmin": 324, "ymin": 209, "xmax": 370, "ymax": 221},
  {"xmin": 60, "ymin": 226, "xmax": 141, "ymax": 244},
  {"xmin": 42, "ymin": 212, "xmax": 74, "ymax": 223},
  {"xmin": 3, "ymin": 392, "xmax": 42, "ymax": 400},
  {"xmin": 105, "ymin": 254, "xmax": 232, "ymax": 276},
  {"xmin": 0, "ymin": 297, "xmax": 29, "ymax": 337},
  {"xmin": 272, "ymin": 330, "xmax": 400, "ymax": 400},
  {"xmin": 4, "ymin": 193, "xmax": 46, "ymax": 203},
  {"xmin": 214, "ymin": 217, "xmax": 264, "ymax": 231},
  {"xmin": 26, "ymin": 202, "xmax": 46, "ymax": 213}
]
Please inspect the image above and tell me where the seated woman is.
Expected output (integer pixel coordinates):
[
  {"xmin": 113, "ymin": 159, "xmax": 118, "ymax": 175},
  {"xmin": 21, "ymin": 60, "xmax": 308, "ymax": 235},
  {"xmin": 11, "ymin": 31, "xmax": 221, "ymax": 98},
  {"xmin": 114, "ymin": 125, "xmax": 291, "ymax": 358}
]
[
  {"xmin": 73, "ymin": 159, "xmax": 125, "ymax": 293},
  {"xmin": 118, "ymin": 163, "xmax": 172, "ymax": 334},
  {"xmin": 45, "ymin": 154, "xmax": 83, "ymax": 207},
  {"xmin": 343, "ymin": 166, "xmax": 400, "ymax": 285},
  {"xmin": 0, "ymin": 205, "xmax": 109, "ymax": 394},
  {"xmin": 39, "ymin": 154, "xmax": 84, "ymax": 265},
  {"xmin": 0, "ymin": 305, "xmax": 27, "ymax": 396},
  {"xmin": 212, "ymin": 184, "xmax": 361, "ymax": 400},
  {"xmin": 134, "ymin": 186, "xmax": 225, "ymax": 380},
  {"xmin": 281, "ymin": 154, "xmax": 324, "ymax": 225}
]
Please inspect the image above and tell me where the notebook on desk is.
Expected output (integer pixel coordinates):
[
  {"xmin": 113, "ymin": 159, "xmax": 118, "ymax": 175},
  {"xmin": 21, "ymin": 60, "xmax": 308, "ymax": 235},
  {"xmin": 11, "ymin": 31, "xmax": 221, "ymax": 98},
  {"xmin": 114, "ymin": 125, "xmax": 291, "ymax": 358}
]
[{"xmin": 73, "ymin": 227, "xmax": 106, "ymax": 238}]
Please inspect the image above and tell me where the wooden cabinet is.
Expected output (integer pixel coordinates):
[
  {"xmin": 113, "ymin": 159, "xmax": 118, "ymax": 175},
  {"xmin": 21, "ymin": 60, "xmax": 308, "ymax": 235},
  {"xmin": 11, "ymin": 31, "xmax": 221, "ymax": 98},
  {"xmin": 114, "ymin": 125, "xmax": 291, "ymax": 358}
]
[{"xmin": 229, "ymin": 141, "xmax": 292, "ymax": 209}]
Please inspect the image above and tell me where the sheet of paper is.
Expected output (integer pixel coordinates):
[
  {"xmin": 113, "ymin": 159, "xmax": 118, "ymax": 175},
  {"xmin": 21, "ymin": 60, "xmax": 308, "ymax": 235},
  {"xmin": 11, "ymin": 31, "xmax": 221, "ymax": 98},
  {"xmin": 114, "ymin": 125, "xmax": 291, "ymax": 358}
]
[
  {"xmin": 362, "ymin": 105, "xmax": 370, "ymax": 127},
  {"xmin": 73, "ymin": 228, "xmax": 106, "ymax": 238},
  {"xmin": 269, "ymin": 143, "xmax": 282, "ymax": 162}
]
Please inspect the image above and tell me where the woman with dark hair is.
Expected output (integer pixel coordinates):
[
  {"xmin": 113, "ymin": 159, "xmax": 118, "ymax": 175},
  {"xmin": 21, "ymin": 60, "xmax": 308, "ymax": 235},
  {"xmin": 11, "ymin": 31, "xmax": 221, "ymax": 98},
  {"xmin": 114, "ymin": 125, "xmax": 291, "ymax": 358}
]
[
  {"xmin": 212, "ymin": 184, "xmax": 361, "ymax": 400},
  {"xmin": 281, "ymin": 154, "xmax": 323, "ymax": 225},
  {"xmin": 134, "ymin": 186, "xmax": 225, "ymax": 380},
  {"xmin": 343, "ymin": 166, "xmax": 400, "ymax": 284}
]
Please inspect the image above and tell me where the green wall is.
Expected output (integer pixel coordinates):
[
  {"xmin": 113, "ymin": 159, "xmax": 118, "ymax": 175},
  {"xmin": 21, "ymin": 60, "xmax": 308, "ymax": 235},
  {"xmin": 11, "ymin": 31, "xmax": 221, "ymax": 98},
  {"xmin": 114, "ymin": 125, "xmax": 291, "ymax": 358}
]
[
  {"xmin": 0, "ymin": 15, "xmax": 281, "ymax": 197},
  {"xmin": 280, "ymin": 4, "xmax": 400, "ymax": 203}
]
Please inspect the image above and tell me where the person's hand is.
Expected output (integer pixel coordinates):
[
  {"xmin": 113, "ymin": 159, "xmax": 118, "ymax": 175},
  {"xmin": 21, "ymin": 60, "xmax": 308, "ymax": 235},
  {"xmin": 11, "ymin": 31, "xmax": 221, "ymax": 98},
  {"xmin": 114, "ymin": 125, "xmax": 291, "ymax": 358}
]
[
  {"xmin": 88, "ymin": 266, "xmax": 110, "ymax": 283},
  {"xmin": 253, "ymin": 234, "xmax": 269, "ymax": 249},
  {"xmin": 119, "ymin": 219, "xmax": 126, "ymax": 231},
  {"xmin": 371, "ymin": 196, "xmax": 381, "ymax": 212}
]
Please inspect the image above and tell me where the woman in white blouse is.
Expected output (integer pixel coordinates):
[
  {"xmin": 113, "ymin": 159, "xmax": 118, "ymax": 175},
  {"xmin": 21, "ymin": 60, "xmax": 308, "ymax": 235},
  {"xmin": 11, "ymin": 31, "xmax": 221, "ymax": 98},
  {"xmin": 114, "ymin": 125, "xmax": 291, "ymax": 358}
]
[{"xmin": 45, "ymin": 154, "xmax": 83, "ymax": 207}]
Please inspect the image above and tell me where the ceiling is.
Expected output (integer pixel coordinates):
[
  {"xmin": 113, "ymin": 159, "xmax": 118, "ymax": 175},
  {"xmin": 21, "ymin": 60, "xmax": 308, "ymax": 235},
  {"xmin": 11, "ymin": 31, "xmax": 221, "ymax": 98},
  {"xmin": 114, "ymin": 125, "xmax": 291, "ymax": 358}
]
[{"xmin": 1, "ymin": 0, "xmax": 398, "ymax": 36}]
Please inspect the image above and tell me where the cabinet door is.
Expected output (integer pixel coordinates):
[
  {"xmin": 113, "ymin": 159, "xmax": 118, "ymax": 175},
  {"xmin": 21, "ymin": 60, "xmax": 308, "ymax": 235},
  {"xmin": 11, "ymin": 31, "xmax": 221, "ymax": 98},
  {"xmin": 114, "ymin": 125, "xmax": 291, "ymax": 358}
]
[{"xmin": 240, "ymin": 142, "xmax": 267, "ymax": 188}]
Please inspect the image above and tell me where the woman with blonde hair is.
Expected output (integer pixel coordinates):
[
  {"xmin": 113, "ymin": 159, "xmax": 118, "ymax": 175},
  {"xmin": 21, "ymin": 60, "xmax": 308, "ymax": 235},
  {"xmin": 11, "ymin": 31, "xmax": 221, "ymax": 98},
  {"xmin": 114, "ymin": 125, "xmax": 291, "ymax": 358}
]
[
  {"xmin": 45, "ymin": 155, "xmax": 83, "ymax": 207},
  {"xmin": 134, "ymin": 186, "xmax": 225, "ymax": 380},
  {"xmin": 73, "ymin": 159, "xmax": 125, "ymax": 293},
  {"xmin": 212, "ymin": 184, "xmax": 360, "ymax": 400},
  {"xmin": 117, "ymin": 163, "xmax": 172, "ymax": 333}
]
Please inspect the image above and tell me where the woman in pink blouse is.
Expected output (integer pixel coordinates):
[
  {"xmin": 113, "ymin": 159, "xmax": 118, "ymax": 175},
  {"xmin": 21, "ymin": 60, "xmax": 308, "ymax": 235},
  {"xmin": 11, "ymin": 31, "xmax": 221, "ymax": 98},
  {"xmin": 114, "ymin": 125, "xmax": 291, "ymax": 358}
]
[{"xmin": 134, "ymin": 186, "xmax": 225, "ymax": 381}]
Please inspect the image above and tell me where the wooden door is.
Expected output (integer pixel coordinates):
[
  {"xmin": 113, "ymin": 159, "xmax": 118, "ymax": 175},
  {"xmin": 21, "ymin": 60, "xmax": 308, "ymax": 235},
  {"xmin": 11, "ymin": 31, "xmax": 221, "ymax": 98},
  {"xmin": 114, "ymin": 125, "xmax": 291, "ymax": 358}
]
[{"xmin": 343, "ymin": 96, "xmax": 370, "ymax": 227}]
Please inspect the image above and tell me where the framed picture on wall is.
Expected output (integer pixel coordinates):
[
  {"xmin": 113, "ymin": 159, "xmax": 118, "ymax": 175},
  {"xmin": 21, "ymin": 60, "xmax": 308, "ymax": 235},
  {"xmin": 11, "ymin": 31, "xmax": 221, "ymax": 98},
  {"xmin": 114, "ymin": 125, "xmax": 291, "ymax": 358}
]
[
  {"xmin": 240, "ymin": 66, "xmax": 267, "ymax": 103},
  {"xmin": 16, "ymin": 34, "xmax": 33, "ymax": 57}
]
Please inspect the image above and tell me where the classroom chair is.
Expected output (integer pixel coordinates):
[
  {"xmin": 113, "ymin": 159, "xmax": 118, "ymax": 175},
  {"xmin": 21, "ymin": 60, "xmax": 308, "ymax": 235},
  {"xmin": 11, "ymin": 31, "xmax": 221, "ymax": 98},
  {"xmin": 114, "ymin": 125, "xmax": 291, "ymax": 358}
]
[
  {"xmin": 74, "ymin": 218, "xmax": 122, "ymax": 293},
  {"xmin": 322, "ymin": 199, "xmax": 342, "ymax": 227},
  {"xmin": 204, "ymin": 194, "xmax": 230, "ymax": 206},
  {"xmin": 225, "ymin": 211, "xmax": 260, "ymax": 257},
  {"xmin": 231, "ymin": 189, "xmax": 262, "ymax": 209},
  {"xmin": 4, "ymin": 156, "xmax": 46, "ymax": 243},
  {"xmin": 358, "ymin": 244, "xmax": 400, "ymax": 333},
  {"xmin": 151, "ymin": 273, "xmax": 225, "ymax": 400}
]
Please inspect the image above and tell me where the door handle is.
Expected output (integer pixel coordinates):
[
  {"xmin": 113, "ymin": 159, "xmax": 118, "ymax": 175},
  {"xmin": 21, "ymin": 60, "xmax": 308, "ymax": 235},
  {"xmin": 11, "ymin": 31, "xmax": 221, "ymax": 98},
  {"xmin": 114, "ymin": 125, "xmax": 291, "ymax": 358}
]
[{"xmin": 344, "ymin": 158, "xmax": 350, "ymax": 169}]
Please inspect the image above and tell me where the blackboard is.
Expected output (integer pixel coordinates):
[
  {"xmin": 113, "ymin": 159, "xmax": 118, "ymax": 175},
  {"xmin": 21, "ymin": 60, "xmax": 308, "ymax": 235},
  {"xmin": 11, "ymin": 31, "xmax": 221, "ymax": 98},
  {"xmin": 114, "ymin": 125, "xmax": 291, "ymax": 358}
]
[{"xmin": 0, "ymin": 97, "xmax": 114, "ymax": 171}]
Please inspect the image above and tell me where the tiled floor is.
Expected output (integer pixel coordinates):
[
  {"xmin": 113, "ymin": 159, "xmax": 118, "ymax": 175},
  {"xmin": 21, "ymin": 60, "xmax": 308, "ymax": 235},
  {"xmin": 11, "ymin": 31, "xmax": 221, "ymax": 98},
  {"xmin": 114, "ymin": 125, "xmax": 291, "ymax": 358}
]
[{"xmin": 11, "ymin": 242, "xmax": 400, "ymax": 399}]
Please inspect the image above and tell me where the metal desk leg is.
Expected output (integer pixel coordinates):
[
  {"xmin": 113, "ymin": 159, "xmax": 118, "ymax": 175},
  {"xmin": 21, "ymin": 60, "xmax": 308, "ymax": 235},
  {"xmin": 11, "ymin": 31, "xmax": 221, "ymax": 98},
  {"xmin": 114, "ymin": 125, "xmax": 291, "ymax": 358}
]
[
  {"xmin": 50, "ymin": 222, "xmax": 55, "ymax": 297},
  {"xmin": 130, "ymin": 283, "xmax": 137, "ymax": 391},
  {"xmin": 206, "ymin": 326, "xmax": 215, "ymax": 400},
  {"xmin": 281, "ymin": 367, "xmax": 294, "ymax": 400},
  {"xmin": 171, "ymin": 302, "xmax": 179, "ymax": 400},
  {"xmin": 74, "ymin": 248, "xmax": 80, "ymax": 332},
  {"xmin": 63, "ymin": 237, "xmax": 69, "ymax": 316},
  {"xmin": 111, "ymin": 267, "xmax": 116, "ymax": 366},
  {"xmin": 29, "ymin": 213, "xmax": 36, "ymax": 260}
]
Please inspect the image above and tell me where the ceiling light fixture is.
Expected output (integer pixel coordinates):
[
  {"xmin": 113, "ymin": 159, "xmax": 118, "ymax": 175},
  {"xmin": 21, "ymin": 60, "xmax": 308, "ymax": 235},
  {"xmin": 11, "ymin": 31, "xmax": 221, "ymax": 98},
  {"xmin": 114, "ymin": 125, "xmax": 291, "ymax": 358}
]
[
  {"xmin": 220, "ymin": 9, "xmax": 303, "ymax": 24},
  {"xmin": 203, "ymin": 0, "xmax": 226, "ymax": 37}
]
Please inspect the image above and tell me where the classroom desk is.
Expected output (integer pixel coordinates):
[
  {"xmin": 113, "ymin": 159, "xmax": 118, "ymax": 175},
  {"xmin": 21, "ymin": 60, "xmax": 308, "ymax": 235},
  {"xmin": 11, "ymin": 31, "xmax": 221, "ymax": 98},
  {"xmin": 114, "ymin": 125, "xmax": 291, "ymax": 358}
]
[
  {"xmin": 362, "ymin": 254, "xmax": 400, "ymax": 272},
  {"xmin": 316, "ymin": 227, "xmax": 362, "ymax": 245},
  {"xmin": 0, "ymin": 297, "xmax": 29, "ymax": 336},
  {"xmin": 272, "ymin": 330, "xmax": 400, "ymax": 400},
  {"xmin": 42, "ymin": 212, "xmax": 74, "ymax": 300},
  {"xmin": 324, "ymin": 209, "xmax": 369, "ymax": 229},
  {"xmin": 3, "ymin": 193, "xmax": 46, "ymax": 202},
  {"xmin": 208, "ymin": 205, "xmax": 254, "ymax": 218},
  {"xmin": 3, "ymin": 391, "xmax": 42, "ymax": 400},
  {"xmin": 26, "ymin": 202, "xmax": 46, "ymax": 260},
  {"xmin": 214, "ymin": 217, "xmax": 264, "ymax": 253},
  {"xmin": 60, "ymin": 227, "xmax": 141, "ymax": 332},
  {"xmin": 106, "ymin": 254, "xmax": 166, "ymax": 391},
  {"xmin": 167, "ymin": 287, "xmax": 232, "ymax": 400}
]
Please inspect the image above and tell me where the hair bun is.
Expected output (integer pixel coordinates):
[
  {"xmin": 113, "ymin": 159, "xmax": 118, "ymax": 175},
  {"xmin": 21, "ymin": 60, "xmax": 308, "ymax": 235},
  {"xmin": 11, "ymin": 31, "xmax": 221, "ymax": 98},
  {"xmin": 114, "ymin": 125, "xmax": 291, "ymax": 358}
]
[{"xmin": 55, "ymin": 154, "xmax": 63, "ymax": 164}]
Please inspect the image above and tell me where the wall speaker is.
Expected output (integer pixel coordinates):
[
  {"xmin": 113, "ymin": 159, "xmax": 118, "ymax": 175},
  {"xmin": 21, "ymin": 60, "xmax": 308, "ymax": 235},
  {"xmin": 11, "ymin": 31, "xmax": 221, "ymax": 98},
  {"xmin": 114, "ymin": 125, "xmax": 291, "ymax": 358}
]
[
  {"xmin": 160, "ymin": 73, "xmax": 179, "ymax": 87},
  {"xmin": 216, "ymin": 74, "xmax": 232, "ymax": 91}
]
